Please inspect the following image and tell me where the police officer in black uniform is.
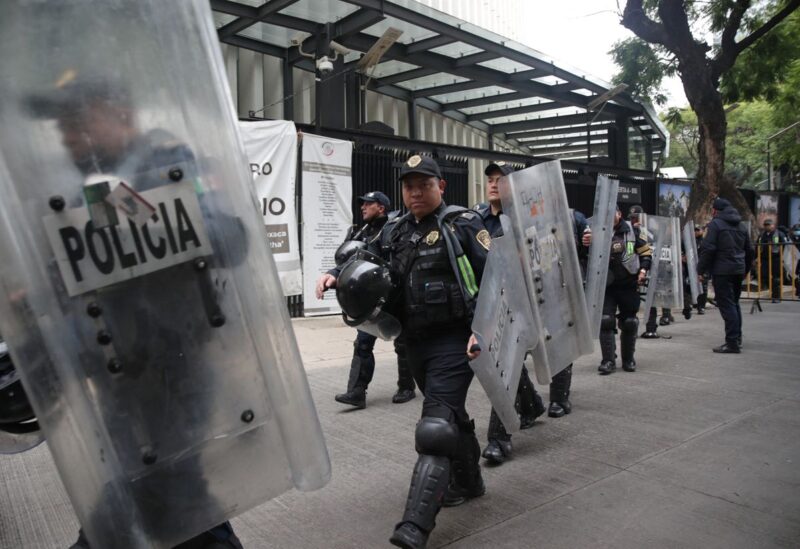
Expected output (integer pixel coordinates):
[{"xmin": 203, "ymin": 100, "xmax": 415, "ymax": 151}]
[
  {"xmin": 323, "ymin": 191, "xmax": 416, "ymax": 408},
  {"xmin": 319, "ymin": 155, "xmax": 490, "ymax": 549},
  {"xmin": 598, "ymin": 205, "xmax": 652, "ymax": 375},
  {"xmin": 550, "ymin": 207, "xmax": 592, "ymax": 415},
  {"xmin": 473, "ymin": 162, "xmax": 545, "ymax": 464},
  {"xmin": 27, "ymin": 73, "xmax": 243, "ymax": 549},
  {"xmin": 757, "ymin": 219, "xmax": 790, "ymax": 302}
]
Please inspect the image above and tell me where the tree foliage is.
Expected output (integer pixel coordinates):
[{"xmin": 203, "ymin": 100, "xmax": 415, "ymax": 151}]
[
  {"xmin": 612, "ymin": 0, "xmax": 800, "ymax": 223},
  {"xmin": 662, "ymin": 102, "xmax": 778, "ymax": 187}
]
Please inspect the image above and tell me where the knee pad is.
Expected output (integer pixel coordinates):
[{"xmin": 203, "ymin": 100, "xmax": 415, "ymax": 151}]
[
  {"xmin": 600, "ymin": 314, "xmax": 615, "ymax": 332},
  {"xmin": 415, "ymin": 417, "xmax": 459, "ymax": 456},
  {"xmin": 619, "ymin": 316, "xmax": 639, "ymax": 334}
]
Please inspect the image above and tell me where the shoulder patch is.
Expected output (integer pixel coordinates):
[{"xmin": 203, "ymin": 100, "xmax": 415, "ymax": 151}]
[{"xmin": 476, "ymin": 229, "xmax": 491, "ymax": 250}]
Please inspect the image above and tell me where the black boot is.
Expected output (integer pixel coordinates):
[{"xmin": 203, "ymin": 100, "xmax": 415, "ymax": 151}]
[
  {"xmin": 516, "ymin": 368, "xmax": 545, "ymax": 428},
  {"xmin": 390, "ymin": 454, "xmax": 449, "ymax": 549},
  {"xmin": 334, "ymin": 385, "xmax": 366, "ymax": 408},
  {"xmin": 482, "ymin": 409, "xmax": 512, "ymax": 465},
  {"xmin": 444, "ymin": 423, "xmax": 485, "ymax": 506},
  {"xmin": 598, "ymin": 329, "xmax": 616, "ymax": 375},
  {"xmin": 548, "ymin": 365, "xmax": 572, "ymax": 417},
  {"xmin": 620, "ymin": 317, "xmax": 638, "ymax": 372},
  {"xmin": 481, "ymin": 438, "xmax": 512, "ymax": 464},
  {"xmin": 392, "ymin": 388, "xmax": 416, "ymax": 404}
]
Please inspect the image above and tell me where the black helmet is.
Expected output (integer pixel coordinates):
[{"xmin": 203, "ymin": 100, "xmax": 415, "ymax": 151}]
[
  {"xmin": 336, "ymin": 251, "xmax": 394, "ymax": 326},
  {"xmin": 334, "ymin": 239, "xmax": 367, "ymax": 265}
]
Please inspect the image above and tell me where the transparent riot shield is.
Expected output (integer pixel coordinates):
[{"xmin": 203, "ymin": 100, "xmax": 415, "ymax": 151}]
[
  {"xmin": 470, "ymin": 216, "xmax": 538, "ymax": 433},
  {"xmin": 642, "ymin": 215, "xmax": 683, "ymax": 310},
  {"xmin": 500, "ymin": 161, "xmax": 593, "ymax": 385},
  {"xmin": 0, "ymin": 2, "xmax": 329, "ymax": 548},
  {"xmin": 585, "ymin": 176, "xmax": 619, "ymax": 337},
  {"xmin": 683, "ymin": 221, "xmax": 701, "ymax": 304}
]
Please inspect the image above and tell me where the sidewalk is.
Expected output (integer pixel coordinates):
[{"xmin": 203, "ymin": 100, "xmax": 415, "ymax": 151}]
[{"xmin": 2, "ymin": 304, "xmax": 799, "ymax": 548}]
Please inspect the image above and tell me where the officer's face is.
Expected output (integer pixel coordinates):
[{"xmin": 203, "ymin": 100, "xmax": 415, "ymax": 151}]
[
  {"xmin": 402, "ymin": 174, "xmax": 445, "ymax": 218},
  {"xmin": 614, "ymin": 209, "xmax": 622, "ymax": 226},
  {"xmin": 486, "ymin": 170, "xmax": 503, "ymax": 205},
  {"xmin": 56, "ymin": 102, "xmax": 134, "ymax": 174},
  {"xmin": 360, "ymin": 201, "xmax": 384, "ymax": 222}
]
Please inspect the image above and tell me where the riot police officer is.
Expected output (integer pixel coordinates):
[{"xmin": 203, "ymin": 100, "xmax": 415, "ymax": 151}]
[
  {"xmin": 26, "ymin": 72, "xmax": 244, "ymax": 549},
  {"xmin": 473, "ymin": 161, "xmax": 545, "ymax": 464},
  {"xmin": 757, "ymin": 219, "xmax": 790, "ymax": 302},
  {"xmin": 598, "ymin": 205, "xmax": 652, "ymax": 375},
  {"xmin": 320, "ymin": 155, "xmax": 490, "ymax": 549},
  {"xmin": 323, "ymin": 191, "xmax": 416, "ymax": 409}
]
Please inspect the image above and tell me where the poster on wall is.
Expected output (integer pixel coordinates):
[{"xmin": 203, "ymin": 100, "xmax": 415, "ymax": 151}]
[
  {"xmin": 756, "ymin": 193, "xmax": 779, "ymax": 227},
  {"xmin": 789, "ymin": 195, "xmax": 800, "ymax": 228},
  {"xmin": 301, "ymin": 133, "xmax": 353, "ymax": 316},
  {"xmin": 657, "ymin": 181, "xmax": 691, "ymax": 219},
  {"xmin": 238, "ymin": 120, "xmax": 302, "ymax": 296}
]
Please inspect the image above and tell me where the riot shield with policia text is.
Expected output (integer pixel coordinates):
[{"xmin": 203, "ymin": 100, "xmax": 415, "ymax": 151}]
[
  {"xmin": 499, "ymin": 161, "xmax": 594, "ymax": 385},
  {"xmin": 584, "ymin": 176, "xmax": 619, "ymax": 337},
  {"xmin": 683, "ymin": 220, "xmax": 701, "ymax": 304},
  {"xmin": 0, "ymin": 2, "xmax": 329, "ymax": 548},
  {"xmin": 642, "ymin": 215, "xmax": 683, "ymax": 311}
]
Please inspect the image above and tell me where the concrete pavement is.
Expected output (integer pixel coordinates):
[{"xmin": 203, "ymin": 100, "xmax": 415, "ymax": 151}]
[{"xmin": 2, "ymin": 301, "xmax": 799, "ymax": 548}]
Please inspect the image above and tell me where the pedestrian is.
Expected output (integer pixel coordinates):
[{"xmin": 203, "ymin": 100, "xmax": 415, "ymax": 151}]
[
  {"xmin": 320, "ymin": 191, "xmax": 416, "ymax": 409},
  {"xmin": 319, "ymin": 155, "xmax": 490, "ymax": 549},
  {"xmin": 598, "ymin": 205, "xmax": 652, "ymax": 374},
  {"xmin": 697, "ymin": 198, "xmax": 754, "ymax": 353},
  {"xmin": 473, "ymin": 161, "xmax": 545, "ymax": 465},
  {"xmin": 757, "ymin": 219, "xmax": 790, "ymax": 303}
]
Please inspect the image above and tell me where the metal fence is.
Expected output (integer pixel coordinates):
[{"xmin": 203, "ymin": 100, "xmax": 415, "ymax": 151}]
[{"xmin": 742, "ymin": 241, "xmax": 800, "ymax": 303}]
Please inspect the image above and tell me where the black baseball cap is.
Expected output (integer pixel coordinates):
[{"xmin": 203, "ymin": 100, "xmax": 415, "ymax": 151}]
[
  {"xmin": 25, "ymin": 69, "xmax": 131, "ymax": 119},
  {"xmin": 358, "ymin": 191, "xmax": 390, "ymax": 208},
  {"xmin": 398, "ymin": 154, "xmax": 442, "ymax": 181},
  {"xmin": 485, "ymin": 161, "xmax": 514, "ymax": 176},
  {"xmin": 712, "ymin": 198, "xmax": 731, "ymax": 211}
]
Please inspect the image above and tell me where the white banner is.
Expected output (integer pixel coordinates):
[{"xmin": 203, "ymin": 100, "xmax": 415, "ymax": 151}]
[
  {"xmin": 301, "ymin": 133, "xmax": 353, "ymax": 316},
  {"xmin": 238, "ymin": 120, "xmax": 302, "ymax": 296}
]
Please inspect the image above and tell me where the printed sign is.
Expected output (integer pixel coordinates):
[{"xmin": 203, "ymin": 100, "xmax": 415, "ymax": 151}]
[{"xmin": 43, "ymin": 182, "xmax": 211, "ymax": 296}]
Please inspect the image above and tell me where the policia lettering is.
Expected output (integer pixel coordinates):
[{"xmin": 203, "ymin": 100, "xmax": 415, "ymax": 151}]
[{"xmin": 44, "ymin": 182, "xmax": 211, "ymax": 297}]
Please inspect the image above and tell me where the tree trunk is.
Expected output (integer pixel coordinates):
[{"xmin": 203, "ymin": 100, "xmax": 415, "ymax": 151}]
[{"xmin": 680, "ymin": 63, "xmax": 752, "ymax": 227}]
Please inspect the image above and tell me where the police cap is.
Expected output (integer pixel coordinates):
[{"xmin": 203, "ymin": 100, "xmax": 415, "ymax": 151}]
[
  {"xmin": 357, "ymin": 191, "xmax": 391, "ymax": 208},
  {"xmin": 484, "ymin": 161, "xmax": 514, "ymax": 176},
  {"xmin": 25, "ymin": 69, "xmax": 131, "ymax": 119},
  {"xmin": 399, "ymin": 155, "xmax": 442, "ymax": 181}
]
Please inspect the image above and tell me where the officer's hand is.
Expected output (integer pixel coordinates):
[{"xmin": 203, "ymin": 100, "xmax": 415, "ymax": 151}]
[
  {"xmin": 582, "ymin": 228, "xmax": 592, "ymax": 247},
  {"xmin": 466, "ymin": 334, "xmax": 481, "ymax": 360},
  {"xmin": 315, "ymin": 274, "xmax": 337, "ymax": 299},
  {"xmin": 637, "ymin": 269, "xmax": 647, "ymax": 286}
]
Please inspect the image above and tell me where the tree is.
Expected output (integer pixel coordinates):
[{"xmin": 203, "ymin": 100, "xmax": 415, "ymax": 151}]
[
  {"xmin": 661, "ymin": 102, "xmax": 779, "ymax": 188},
  {"xmin": 613, "ymin": 0, "xmax": 800, "ymax": 223}
]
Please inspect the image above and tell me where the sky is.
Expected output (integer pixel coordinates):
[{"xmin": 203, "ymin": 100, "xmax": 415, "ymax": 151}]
[{"xmin": 517, "ymin": 0, "xmax": 688, "ymax": 110}]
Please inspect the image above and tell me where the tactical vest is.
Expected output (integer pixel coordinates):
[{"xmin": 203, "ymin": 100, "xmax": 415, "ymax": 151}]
[
  {"xmin": 386, "ymin": 206, "xmax": 477, "ymax": 337},
  {"xmin": 609, "ymin": 220, "xmax": 640, "ymax": 279}
]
